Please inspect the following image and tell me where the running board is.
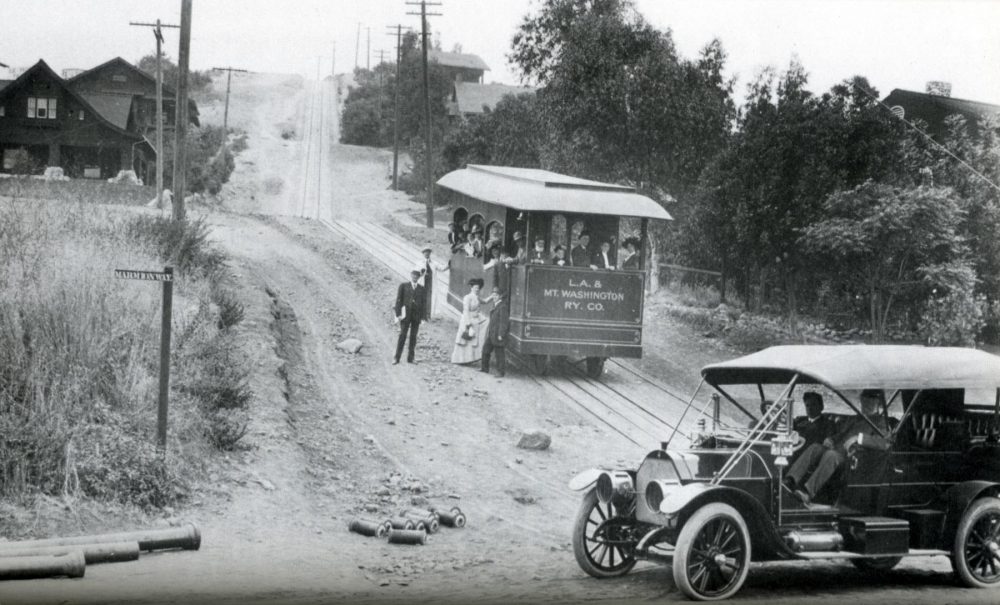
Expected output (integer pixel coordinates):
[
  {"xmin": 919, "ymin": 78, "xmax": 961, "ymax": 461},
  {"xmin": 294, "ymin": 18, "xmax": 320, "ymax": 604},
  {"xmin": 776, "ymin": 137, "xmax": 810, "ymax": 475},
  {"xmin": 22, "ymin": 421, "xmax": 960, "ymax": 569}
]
[{"xmin": 795, "ymin": 549, "xmax": 948, "ymax": 560}]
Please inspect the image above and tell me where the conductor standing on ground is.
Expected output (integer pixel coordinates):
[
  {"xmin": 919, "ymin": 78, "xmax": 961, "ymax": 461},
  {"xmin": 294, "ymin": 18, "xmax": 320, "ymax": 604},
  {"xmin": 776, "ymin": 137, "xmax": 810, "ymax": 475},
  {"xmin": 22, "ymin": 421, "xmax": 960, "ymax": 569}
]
[{"xmin": 393, "ymin": 268, "xmax": 426, "ymax": 364}]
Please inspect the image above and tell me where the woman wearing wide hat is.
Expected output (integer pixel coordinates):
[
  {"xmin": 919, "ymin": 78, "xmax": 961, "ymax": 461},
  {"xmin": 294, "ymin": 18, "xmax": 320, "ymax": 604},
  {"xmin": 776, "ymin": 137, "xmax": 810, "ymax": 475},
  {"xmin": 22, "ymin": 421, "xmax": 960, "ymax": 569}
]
[{"xmin": 451, "ymin": 278, "xmax": 495, "ymax": 365}]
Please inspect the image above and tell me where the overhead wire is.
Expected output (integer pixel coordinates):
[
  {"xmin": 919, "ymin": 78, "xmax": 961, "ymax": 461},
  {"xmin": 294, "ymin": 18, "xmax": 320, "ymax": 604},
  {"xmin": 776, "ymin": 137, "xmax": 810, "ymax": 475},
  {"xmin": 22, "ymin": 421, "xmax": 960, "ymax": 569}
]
[{"xmin": 851, "ymin": 80, "xmax": 1000, "ymax": 194}]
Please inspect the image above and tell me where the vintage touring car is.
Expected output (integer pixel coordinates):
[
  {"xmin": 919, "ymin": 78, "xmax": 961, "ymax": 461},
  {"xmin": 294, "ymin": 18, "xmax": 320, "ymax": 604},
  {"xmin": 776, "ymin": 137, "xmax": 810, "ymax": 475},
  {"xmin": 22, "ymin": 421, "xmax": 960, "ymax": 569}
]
[{"xmin": 569, "ymin": 345, "xmax": 1000, "ymax": 600}]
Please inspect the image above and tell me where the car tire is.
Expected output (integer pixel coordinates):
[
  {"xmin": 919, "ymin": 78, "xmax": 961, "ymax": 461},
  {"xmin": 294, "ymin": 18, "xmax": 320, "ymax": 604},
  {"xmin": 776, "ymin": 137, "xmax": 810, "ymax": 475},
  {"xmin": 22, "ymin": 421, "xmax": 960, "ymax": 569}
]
[
  {"xmin": 851, "ymin": 556, "xmax": 902, "ymax": 572},
  {"xmin": 951, "ymin": 497, "xmax": 1000, "ymax": 588},
  {"xmin": 572, "ymin": 489, "xmax": 637, "ymax": 578},
  {"xmin": 673, "ymin": 502, "xmax": 751, "ymax": 601}
]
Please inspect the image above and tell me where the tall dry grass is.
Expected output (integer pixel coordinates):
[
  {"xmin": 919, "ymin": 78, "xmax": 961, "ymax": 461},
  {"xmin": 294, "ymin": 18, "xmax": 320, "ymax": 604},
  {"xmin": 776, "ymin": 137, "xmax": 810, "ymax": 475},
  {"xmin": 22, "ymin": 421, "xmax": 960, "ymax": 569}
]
[{"xmin": 0, "ymin": 198, "xmax": 249, "ymax": 508}]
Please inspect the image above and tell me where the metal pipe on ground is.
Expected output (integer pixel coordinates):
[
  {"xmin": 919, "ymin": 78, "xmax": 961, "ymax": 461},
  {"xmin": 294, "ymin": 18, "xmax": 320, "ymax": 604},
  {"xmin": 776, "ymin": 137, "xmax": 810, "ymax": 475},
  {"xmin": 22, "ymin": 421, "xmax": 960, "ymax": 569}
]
[
  {"xmin": 0, "ymin": 524, "xmax": 200, "ymax": 553},
  {"xmin": 387, "ymin": 529, "xmax": 426, "ymax": 545},
  {"xmin": 389, "ymin": 518, "xmax": 415, "ymax": 530},
  {"xmin": 348, "ymin": 520, "xmax": 389, "ymax": 538},
  {"xmin": 402, "ymin": 512, "xmax": 438, "ymax": 534},
  {"xmin": 0, "ymin": 541, "xmax": 139, "ymax": 565},
  {"xmin": 437, "ymin": 509, "xmax": 466, "ymax": 528},
  {"xmin": 0, "ymin": 551, "xmax": 86, "ymax": 580}
]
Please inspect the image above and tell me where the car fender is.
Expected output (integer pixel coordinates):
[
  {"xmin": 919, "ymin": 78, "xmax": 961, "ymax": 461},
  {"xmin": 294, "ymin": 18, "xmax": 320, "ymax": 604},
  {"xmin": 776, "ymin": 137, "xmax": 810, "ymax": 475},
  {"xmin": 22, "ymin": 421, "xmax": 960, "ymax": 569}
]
[
  {"xmin": 665, "ymin": 484, "xmax": 793, "ymax": 561},
  {"xmin": 938, "ymin": 480, "xmax": 1000, "ymax": 549},
  {"xmin": 567, "ymin": 468, "xmax": 603, "ymax": 492}
]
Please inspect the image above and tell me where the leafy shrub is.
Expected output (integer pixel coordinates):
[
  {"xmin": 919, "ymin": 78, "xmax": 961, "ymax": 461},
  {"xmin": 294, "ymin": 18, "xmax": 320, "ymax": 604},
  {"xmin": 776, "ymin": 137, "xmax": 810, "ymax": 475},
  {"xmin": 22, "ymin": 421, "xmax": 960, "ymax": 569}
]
[
  {"xmin": 671, "ymin": 282, "xmax": 722, "ymax": 308},
  {"xmin": 206, "ymin": 409, "xmax": 249, "ymax": 451},
  {"xmin": 918, "ymin": 290, "xmax": 987, "ymax": 347},
  {"xmin": 125, "ymin": 215, "xmax": 227, "ymax": 278},
  {"xmin": 212, "ymin": 286, "xmax": 245, "ymax": 330},
  {"xmin": 4, "ymin": 148, "xmax": 41, "ymax": 175}
]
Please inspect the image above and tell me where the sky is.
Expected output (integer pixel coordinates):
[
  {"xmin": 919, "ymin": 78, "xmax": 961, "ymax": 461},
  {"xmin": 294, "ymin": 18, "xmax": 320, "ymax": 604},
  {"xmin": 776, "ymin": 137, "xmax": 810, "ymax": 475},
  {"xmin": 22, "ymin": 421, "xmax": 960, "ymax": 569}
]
[{"xmin": 2, "ymin": 0, "xmax": 999, "ymax": 105}]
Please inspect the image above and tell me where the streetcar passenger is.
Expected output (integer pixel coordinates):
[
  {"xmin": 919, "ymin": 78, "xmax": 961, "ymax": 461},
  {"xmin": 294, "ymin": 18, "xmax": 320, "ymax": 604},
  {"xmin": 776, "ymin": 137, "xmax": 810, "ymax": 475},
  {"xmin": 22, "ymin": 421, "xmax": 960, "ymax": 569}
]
[
  {"xmin": 465, "ymin": 228, "xmax": 484, "ymax": 258},
  {"xmin": 592, "ymin": 240, "xmax": 615, "ymax": 270},
  {"xmin": 510, "ymin": 231, "xmax": 527, "ymax": 264},
  {"xmin": 447, "ymin": 222, "xmax": 459, "ymax": 247},
  {"xmin": 621, "ymin": 237, "xmax": 641, "ymax": 269},
  {"xmin": 551, "ymin": 245, "xmax": 567, "ymax": 266},
  {"xmin": 483, "ymin": 243, "xmax": 503, "ymax": 270},
  {"xmin": 529, "ymin": 238, "xmax": 547, "ymax": 264},
  {"xmin": 570, "ymin": 231, "xmax": 591, "ymax": 267}
]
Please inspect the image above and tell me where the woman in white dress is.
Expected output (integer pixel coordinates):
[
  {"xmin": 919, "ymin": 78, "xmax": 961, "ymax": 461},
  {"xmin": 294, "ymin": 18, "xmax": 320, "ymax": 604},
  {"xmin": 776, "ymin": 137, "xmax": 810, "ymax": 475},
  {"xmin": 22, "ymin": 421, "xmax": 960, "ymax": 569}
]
[{"xmin": 451, "ymin": 278, "xmax": 494, "ymax": 365}]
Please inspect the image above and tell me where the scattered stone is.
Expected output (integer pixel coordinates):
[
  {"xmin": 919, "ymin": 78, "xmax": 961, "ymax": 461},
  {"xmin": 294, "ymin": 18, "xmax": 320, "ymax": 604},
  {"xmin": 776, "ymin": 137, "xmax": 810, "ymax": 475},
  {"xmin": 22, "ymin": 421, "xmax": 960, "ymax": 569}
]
[
  {"xmin": 255, "ymin": 477, "xmax": 276, "ymax": 491},
  {"xmin": 516, "ymin": 430, "xmax": 551, "ymax": 451},
  {"xmin": 410, "ymin": 495, "xmax": 428, "ymax": 507},
  {"xmin": 509, "ymin": 488, "xmax": 538, "ymax": 505},
  {"xmin": 376, "ymin": 486, "xmax": 391, "ymax": 496},
  {"xmin": 336, "ymin": 338, "xmax": 364, "ymax": 354}
]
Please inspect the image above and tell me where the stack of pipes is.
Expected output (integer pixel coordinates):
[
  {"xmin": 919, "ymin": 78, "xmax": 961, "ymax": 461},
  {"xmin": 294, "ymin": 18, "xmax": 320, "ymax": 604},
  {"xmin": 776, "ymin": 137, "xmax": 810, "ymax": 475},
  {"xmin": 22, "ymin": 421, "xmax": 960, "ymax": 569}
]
[{"xmin": 0, "ymin": 524, "xmax": 201, "ymax": 581}]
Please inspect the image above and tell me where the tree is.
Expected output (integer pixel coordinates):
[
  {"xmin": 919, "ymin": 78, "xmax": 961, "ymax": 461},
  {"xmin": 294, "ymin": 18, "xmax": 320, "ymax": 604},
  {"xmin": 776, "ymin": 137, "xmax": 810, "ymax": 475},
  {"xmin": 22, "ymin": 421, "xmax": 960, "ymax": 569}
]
[
  {"xmin": 442, "ymin": 92, "xmax": 546, "ymax": 170},
  {"xmin": 801, "ymin": 181, "xmax": 971, "ymax": 341},
  {"xmin": 136, "ymin": 54, "xmax": 213, "ymax": 94}
]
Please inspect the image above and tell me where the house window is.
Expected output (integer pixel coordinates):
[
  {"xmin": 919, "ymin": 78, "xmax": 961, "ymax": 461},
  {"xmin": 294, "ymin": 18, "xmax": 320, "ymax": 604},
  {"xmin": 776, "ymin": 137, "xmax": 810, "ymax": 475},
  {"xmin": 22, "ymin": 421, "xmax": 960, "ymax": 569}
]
[
  {"xmin": 112, "ymin": 74, "xmax": 127, "ymax": 83},
  {"xmin": 27, "ymin": 97, "xmax": 57, "ymax": 119},
  {"xmin": 78, "ymin": 110, "xmax": 85, "ymax": 120},
  {"xmin": 0, "ymin": 105, "xmax": 5, "ymax": 117}
]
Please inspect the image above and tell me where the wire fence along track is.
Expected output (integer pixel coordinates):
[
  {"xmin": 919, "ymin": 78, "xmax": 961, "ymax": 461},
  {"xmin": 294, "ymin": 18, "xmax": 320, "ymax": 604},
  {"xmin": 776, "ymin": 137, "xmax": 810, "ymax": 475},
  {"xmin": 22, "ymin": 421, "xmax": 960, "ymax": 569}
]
[{"xmin": 320, "ymin": 219, "xmax": 701, "ymax": 449}]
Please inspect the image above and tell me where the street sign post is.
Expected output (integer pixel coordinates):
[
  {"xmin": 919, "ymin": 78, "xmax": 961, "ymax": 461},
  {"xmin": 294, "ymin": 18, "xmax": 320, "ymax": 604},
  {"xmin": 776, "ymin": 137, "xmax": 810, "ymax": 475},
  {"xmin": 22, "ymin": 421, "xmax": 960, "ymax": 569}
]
[{"xmin": 116, "ymin": 266, "xmax": 173, "ymax": 451}]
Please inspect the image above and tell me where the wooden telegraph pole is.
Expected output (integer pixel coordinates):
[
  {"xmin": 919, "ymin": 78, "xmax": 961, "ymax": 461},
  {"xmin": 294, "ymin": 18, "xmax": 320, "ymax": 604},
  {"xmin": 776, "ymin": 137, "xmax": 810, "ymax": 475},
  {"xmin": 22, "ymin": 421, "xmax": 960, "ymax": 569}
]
[
  {"xmin": 211, "ymin": 66, "xmax": 249, "ymax": 134},
  {"xmin": 130, "ymin": 19, "xmax": 180, "ymax": 210},
  {"xmin": 374, "ymin": 49, "xmax": 389, "ymax": 125},
  {"xmin": 386, "ymin": 25, "xmax": 412, "ymax": 191},
  {"xmin": 405, "ymin": 1, "xmax": 441, "ymax": 228},
  {"xmin": 171, "ymin": 0, "xmax": 193, "ymax": 221},
  {"xmin": 355, "ymin": 23, "xmax": 361, "ymax": 70}
]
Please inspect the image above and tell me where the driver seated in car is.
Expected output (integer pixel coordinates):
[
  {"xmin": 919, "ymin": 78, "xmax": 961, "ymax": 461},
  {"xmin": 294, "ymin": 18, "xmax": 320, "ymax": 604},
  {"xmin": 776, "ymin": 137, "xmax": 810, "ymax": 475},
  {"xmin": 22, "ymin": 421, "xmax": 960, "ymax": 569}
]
[
  {"xmin": 793, "ymin": 391, "xmax": 836, "ymax": 449},
  {"xmin": 784, "ymin": 389, "xmax": 889, "ymax": 505}
]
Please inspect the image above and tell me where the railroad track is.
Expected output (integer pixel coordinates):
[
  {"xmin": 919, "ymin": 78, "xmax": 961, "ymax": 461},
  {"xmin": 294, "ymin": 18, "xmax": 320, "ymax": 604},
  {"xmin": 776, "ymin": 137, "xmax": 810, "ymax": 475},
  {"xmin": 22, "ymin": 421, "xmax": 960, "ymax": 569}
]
[
  {"xmin": 297, "ymin": 79, "xmax": 327, "ymax": 220},
  {"xmin": 320, "ymin": 219, "xmax": 705, "ymax": 451}
]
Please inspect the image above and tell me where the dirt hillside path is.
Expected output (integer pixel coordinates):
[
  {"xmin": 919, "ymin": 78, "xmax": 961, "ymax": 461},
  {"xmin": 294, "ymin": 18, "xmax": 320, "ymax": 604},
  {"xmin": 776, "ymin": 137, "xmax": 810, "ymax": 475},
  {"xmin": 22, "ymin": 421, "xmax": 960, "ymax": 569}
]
[{"xmin": 0, "ymin": 74, "xmax": 971, "ymax": 605}]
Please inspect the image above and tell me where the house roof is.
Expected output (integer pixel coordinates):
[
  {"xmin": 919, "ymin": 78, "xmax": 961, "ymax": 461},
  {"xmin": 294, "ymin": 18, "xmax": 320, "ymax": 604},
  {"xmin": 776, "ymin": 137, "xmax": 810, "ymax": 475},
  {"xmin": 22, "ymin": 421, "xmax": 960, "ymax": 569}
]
[
  {"xmin": 428, "ymin": 50, "xmax": 490, "ymax": 72},
  {"xmin": 452, "ymin": 82, "xmax": 536, "ymax": 115},
  {"xmin": 0, "ymin": 59, "xmax": 140, "ymax": 139},
  {"xmin": 701, "ymin": 345, "xmax": 1000, "ymax": 390},
  {"xmin": 68, "ymin": 56, "xmax": 200, "ymax": 126},
  {"xmin": 883, "ymin": 89, "xmax": 1000, "ymax": 134},
  {"xmin": 437, "ymin": 164, "xmax": 673, "ymax": 220},
  {"xmin": 80, "ymin": 92, "xmax": 134, "ymax": 130}
]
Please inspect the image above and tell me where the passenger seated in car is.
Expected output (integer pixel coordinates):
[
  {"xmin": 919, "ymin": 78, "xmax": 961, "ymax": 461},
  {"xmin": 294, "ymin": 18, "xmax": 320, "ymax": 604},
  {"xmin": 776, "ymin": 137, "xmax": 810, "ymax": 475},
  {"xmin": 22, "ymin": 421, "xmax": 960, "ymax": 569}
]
[
  {"xmin": 551, "ymin": 245, "xmax": 567, "ymax": 266},
  {"xmin": 785, "ymin": 389, "xmax": 890, "ymax": 505},
  {"xmin": 748, "ymin": 400, "xmax": 774, "ymax": 429},
  {"xmin": 794, "ymin": 392, "xmax": 835, "ymax": 448},
  {"xmin": 529, "ymin": 238, "xmax": 547, "ymax": 264}
]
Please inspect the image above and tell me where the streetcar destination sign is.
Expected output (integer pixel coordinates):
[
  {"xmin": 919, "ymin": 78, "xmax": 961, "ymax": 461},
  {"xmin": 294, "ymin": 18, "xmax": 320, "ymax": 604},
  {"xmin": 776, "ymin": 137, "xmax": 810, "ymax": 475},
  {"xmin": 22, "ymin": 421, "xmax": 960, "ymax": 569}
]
[{"xmin": 115, "ymin": 269, "xmax": 174, "ymax": 282}]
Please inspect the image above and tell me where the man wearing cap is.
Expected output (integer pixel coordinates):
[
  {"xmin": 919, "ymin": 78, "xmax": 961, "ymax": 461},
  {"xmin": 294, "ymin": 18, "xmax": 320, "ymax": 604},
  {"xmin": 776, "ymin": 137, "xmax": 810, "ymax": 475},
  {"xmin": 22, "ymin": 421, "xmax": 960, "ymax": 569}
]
[
  {"xmin": 785, "ymin": 389, "xmax": 890, "ymax": 505},
  {"xmin": 571, "ymin": 231, "xmax": 591, "ymax": 268},
  {"xmin": 393, "ymin": 268, "xmax": 426, "ymax": 364},
  {"xmin": 418, "ymin": 244, "xmax": 449, "ymax": 320}
]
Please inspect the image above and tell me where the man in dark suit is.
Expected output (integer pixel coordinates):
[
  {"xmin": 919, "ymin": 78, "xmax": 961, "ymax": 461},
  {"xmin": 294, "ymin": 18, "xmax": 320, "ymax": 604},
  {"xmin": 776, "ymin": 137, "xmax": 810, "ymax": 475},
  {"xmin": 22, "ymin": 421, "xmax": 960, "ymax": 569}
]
[
  {"xmin": 793, "ymin": 392, "xmax": 835, "ymax": 448},
  {"xmin": 786, "ymin": 389, "xmax": 889, "ymax": 504},
  {"xmin": 592, "ymin": 240, "xmax": 616, "ymax": 270},
  {"xmin": 570, "ymin": 231, "xmax": 591, "ymax": 267},
  {"xmin": 481, "ymin": 287, "xmax": 510, "ymax": 377},
  {"xmin": 393, "ymin": 268, "xmax": 426, "ymax": 364}
]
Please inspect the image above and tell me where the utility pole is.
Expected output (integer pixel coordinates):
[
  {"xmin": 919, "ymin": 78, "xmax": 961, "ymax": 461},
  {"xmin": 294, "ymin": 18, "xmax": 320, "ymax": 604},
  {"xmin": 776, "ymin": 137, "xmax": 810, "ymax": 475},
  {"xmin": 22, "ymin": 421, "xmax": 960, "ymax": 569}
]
[
  {"xmin": 406, "ymin": 1, "xmax": 442, "ymax": 228},
  {"xmin": 366, "ymin": 27, "xmax": 371, "ymax": 71},
  {"xmin": 331, "ymin": 41, "xmax": 336, "ymax": 77},
  {"xmin": 211, "ymin": 66, "xmax": 249, "ymax": 133},
  {"xmin": 386, "ymin": 25, "xmax": 412, "ymax": 191},
  {"xmin": 375, "ymin": 49, "xmax": 389, "ymax": 126},
  {"xmin": 355, "ymin": 22, "xmax": 361, "ymax": 70},
  {"xmin": 130, "ymin": 19, "xmax": 179, "ymax": 211},
  {"xmin": 171, "ymin": 0, "xmax": 193, "ymax": 222}
]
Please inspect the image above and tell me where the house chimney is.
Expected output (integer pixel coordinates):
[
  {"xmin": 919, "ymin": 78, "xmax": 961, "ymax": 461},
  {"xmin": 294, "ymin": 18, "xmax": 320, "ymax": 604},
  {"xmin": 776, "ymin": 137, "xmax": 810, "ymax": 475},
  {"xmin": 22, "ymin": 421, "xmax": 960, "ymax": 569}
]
[{"xmin": 926, "ymin": 81, "xmax": 952, "ymax": 97}]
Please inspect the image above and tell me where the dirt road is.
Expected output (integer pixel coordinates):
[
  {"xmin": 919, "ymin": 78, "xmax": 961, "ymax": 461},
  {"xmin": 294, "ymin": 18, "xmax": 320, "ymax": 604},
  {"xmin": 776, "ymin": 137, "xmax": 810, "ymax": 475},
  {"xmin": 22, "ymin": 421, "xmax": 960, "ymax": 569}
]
[{"xmin": 0, "ymin": 75, "xmax": 992, "ymax": 605}]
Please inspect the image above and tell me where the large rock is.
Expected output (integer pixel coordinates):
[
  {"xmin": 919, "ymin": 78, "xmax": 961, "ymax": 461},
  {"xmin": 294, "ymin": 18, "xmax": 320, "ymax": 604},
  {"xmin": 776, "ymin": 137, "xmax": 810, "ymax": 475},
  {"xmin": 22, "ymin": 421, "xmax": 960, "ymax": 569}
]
[
  {"xmin": 336, "ymin": 338, "xmax": 364, "ymax": 354},
  {"xmin": 516, "ymin": 430, "xmax": 551, "ymax": 451}
]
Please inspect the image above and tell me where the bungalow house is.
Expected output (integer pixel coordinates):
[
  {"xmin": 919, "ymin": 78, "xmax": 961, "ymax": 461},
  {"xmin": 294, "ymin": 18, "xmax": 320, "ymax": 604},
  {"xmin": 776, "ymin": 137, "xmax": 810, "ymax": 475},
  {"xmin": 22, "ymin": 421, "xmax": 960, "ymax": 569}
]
[
  {"xmin": 428, "ymin": 50, "xmax": 490, "ymax": 84},
  {"xmin": 883, "ymin": 83, "xmax": 1000, "ymax": 139},
  {"xmin": 448, "ymin": 81, "xmax": 537, "ymax": 118},
  {"xmin": 0, "ymin": 57, "xmax": 199, "ymax": 182}
]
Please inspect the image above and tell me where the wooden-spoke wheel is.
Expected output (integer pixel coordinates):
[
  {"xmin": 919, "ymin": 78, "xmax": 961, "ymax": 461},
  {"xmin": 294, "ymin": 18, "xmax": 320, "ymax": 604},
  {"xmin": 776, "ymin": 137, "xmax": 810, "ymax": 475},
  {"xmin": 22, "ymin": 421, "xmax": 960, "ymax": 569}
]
[
  {"xmin": 851, "ymin": 556, "xmax": 902, "ymax": 572},
  {"xmin": 572, "ymin": 489, "xmax": 637, "ymax": 578},
  {"xmin": 952, "ymin": 498, "xmax": 1000, "ymax": 588},
  {"xmin": 585, "ymin": 357, "xmax": 605, "ymax": 379},
  {"xmin": 673, "ymin": 503, "xmax": 751, "ymax": 601}
]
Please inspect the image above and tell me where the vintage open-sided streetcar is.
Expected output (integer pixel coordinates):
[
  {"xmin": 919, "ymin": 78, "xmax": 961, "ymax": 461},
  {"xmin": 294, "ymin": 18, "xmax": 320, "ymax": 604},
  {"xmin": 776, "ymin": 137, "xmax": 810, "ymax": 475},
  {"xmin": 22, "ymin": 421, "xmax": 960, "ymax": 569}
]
[
  {"xmin": 569, "ymin": 345, "xmax": 1000, "ymax": 600},
  {"xmin": 436, "ymin": 165, "xmax": 672, "ymax": 377}
]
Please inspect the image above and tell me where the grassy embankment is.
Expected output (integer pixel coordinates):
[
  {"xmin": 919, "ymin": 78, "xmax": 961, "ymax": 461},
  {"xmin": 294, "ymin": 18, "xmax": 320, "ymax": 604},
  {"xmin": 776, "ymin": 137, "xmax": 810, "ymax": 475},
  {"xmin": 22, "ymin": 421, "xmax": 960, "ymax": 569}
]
[{"xmin": 0, "ymin": 186, "xmax": 251, "ymax": 515}]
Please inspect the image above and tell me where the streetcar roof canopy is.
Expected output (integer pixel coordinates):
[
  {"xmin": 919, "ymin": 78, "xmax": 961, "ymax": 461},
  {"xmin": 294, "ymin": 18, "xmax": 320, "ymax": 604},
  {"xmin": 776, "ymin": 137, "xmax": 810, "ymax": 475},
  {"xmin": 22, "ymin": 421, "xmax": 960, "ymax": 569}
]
[
  {"xmin": 702, "ymin": 345, "xmax": 1000, "ymax": 391},
  {"xmin": 436, "ymin": 165, "xmax": 673, "ymax": 221}
]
